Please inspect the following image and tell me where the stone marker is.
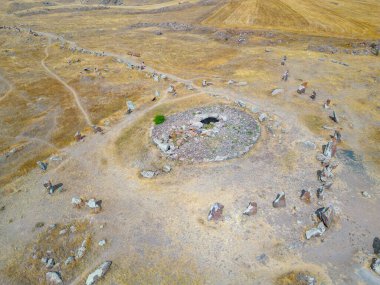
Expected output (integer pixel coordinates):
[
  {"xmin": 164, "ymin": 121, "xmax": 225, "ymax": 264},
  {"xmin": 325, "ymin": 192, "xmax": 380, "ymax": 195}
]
[
  {"xmin": 305, "ymin": 222, "xmax": 326, "ymax": 240},
  {"xmin": 315, "ymin": 206, "xmax": 334, "ymax": 228},
  {"xmin": 271, "ymin": 88, "xmax": 284, "ymax": 96},
  {"xmin": 46, "ymin": 271, "xmax": 63, "ymax": 285},
  {"xmin": 37, "ymin": 161, "xmax": 48, "ymax": 171},
  {"xmin": 243, "ymin": 202, "xmax": 257, "ymax": 216},
  {"xmin": 330, "ymin": 110, "xmax": 339, "ymax": 123},
  {"xmin": 126, "ymin": 101, "xmax": 135, "ymax": 114},
  {"xmin": 141, "ymin": 170, "xmax": 157, "ymax": 179},
  {"xmin": 86, "ymin": 261, "xmax": 112, "ymax": 285},
  {"xmin": 373, "ymin": 237, "xmax": 380, "ymax": 255},
  {"xmin": 208, "ymin": 203, "xmax": 224, "ymax": 221},
  {"xmin": 300, "ymin": 189, "xmax": 311, "ymax": 203},
  {"xmin": 273, "ymin": 192, "xmax": 286, "ymax": 208},
  {"xmin": 371, "ymin": 258, "xmax": 380, "ymax": 275}
]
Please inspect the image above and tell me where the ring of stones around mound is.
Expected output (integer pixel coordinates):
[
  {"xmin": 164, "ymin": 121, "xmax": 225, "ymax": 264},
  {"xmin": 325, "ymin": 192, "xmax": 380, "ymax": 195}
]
[{"xmin": 151, "ymin": 105, "xmax": 260, "ymax": 162}]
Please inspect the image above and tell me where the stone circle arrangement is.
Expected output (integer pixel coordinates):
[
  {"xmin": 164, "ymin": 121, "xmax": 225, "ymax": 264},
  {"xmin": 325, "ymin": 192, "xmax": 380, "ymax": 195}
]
[{"xmin": 151, "ymin": 105, "xmax": 260, "ymax": 162}]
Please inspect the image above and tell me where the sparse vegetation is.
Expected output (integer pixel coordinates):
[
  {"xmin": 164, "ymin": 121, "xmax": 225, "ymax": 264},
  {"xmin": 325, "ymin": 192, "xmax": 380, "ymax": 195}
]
[{"xmin": 154, "ymin": 114, "xmax": 166, "ymax": 125}]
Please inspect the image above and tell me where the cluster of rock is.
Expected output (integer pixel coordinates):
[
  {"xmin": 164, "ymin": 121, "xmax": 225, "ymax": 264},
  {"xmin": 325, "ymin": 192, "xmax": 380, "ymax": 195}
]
[{"xmin": 151, "ymin": 105, "xmax": 260, "ymax": 162}]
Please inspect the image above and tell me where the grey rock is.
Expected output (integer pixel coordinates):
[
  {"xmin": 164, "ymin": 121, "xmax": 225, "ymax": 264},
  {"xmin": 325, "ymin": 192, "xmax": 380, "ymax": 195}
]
[
  {"xmin": 208, "ymin": 203, "xmax": 224, "ymax": 221},
  {"xmin": 272, "ymin": 192, "xmax": 286, "ymax": 208},
  {"xmin": 259, "ymin": 113, "xmax": 268, "ymax": 122},
  {"xmin": 296, "ymin": 272, "xmax": 317, "ymax": 285},
  {"xmin": 98, "ymin": 240, "xmax": 106, "ymax": 246},
  {"xmin": 243, "ymin": 202, "xmax": 257, "ymax": 216},
  {"xmin": 316, "ymin": 206, "xmax": 334, "ymax": 228},
  {"xmin": 236, "ymin": 100, "xmax": 246, "ymax": 108},
  {"xmin": 373, "ymin": 237, "xmax": 380, "ymax": 255},
  {"xmin": 271, "ymin": 88, "xmax": 284, "ymax": 96},
  {"xmin": 256, "ymin": 253, "xmax": 269, "ymax": 265},
  {"xmin": 140, "ymin": 170, "xmax": 157, "ymax": 179},
  {"xmin": 86, "ymin": 261, "xmax": 112, "ymax": 285},
  {"xmin": 162, "ymin": 165, "xmax": 171, "ymax": 173},
  {"xmin": 64, "ymin": 256, "xmax": 75, "ymax": 265},
  {"xmin": 371, "ymin": 258, "xmax": 380, "ymax": 275},
  {"xmin": 302, "ymin": 141, "xmax": 316, "ymax": 150},
  {"xmin": 86, "ymin": 199, "xmax": 101, "ymax": 210},
  {"xmin": 37, "ymin": 161, "xmax": 48, "ymax": 171},
  {"xmin": 126, "ymin": 101, "xmax": 135, "ymax": 113},
  {"xmin": 46, "ymin": 271, "xmax": 63, "ymax": 285},
  {"xmin": 71, "ymin": 197, "xmax": 83, "ymax": 207},
  {"xmin": 305, "ymin": 222, "xmax": 326, "ymax": 240}
]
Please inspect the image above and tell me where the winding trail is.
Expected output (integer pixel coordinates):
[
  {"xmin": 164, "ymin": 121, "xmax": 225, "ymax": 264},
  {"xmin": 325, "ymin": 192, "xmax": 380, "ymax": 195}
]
[
  {"xmin": 41, "ymin": 38, "xmax": 93, "ymax": 126},
  {"xmin": 0, "ymin": 72, "xmax": 13, "ymax": 103}
]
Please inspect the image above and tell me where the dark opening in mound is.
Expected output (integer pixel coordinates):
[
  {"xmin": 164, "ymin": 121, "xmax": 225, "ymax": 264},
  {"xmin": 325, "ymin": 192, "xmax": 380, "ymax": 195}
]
[{"xmin": 201, "ymin": 117, "xmax": 219, "ymax": 124}]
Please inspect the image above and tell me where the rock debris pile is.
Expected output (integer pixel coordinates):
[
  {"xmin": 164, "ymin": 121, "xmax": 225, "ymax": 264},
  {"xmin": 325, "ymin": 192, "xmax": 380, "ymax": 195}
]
[{"xmin": 151, "ymin": 105, "xmax": 260, "ymax": 162}]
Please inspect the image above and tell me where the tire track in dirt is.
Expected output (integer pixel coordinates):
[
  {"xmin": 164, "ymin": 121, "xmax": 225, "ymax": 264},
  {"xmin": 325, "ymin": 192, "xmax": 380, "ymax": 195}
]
[{"xmin": 41, "ymin": 38, "xmax": 93, "ymax": 126}]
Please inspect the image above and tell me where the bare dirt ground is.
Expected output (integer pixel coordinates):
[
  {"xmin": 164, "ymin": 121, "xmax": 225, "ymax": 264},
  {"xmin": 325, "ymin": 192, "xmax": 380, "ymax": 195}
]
[{"xmin": 0, "ymin": 0, "xmax": 379, "ymax": 284}]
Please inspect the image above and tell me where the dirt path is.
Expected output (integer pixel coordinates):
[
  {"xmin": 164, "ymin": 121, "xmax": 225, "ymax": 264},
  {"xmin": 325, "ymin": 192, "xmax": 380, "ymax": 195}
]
[
  {"xmin": 0, "ymin": 72, "xmax": 13, "ymax": 103},
  {"xmin": 41, "ymin": 38, "xmax": 93, "ymax": 126}
]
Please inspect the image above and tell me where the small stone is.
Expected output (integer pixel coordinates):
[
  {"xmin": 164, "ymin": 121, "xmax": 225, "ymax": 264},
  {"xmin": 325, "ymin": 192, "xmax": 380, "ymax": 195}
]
[
  {"xmin": 86, "ymin": 261, "xmax": 112, "ymax": 285},
  {"xmin": 361, "ymin": 191, "xmax": 371, "ymax": 198},
  {"xmin": 243, "ymin": 202, "xmax": 257, "ymax": 216},
  {"xmin": 330, "ymin": 110, "xmax": 339, "ymax": 123},
  {"xmin": 256, "ymin": 253, "xmax": 269, "ymax": 265},
  {"xmin": 65, "ymin": 256, "xmax": 75, "ymax": 265},
  {"xmin": 300, "ymin": 189, "xmax": 311, "ymax": 203},
  {"xmin": 37, "ymin": 161, "xmax": 48, "ymax": 171},
  {"xmin": 259, "ymin": 113, "xmax": 268, "ymax": 122},
  {"xmin": 140, "ymin": 170, "xmax": 157, "ymax": 179},
  {"xmin": 273, "ymin": 192, "xmax": 286, "ymax": 208},
  {"xmin": 236, "ymin": 100, "xmax": 246, "ymax": 108},
  {"xmin": 46, "ymin": 271, "xmax": 63, "ymax": 285},
  {"xmin": 371, "ymin": 258, "xmax": 380, "ymax": 275},
  {"xmin": 71, "ymin": 197, "xmax": 83, "ymax": 208},
  {"xmin": 126, "ymin": 101, "xmax": 135, "ymax": 113},
  {"xmin": 162, "ymin": 165, "xmax": 171, "ymax": 173},
  {"xmin": 373, "ymin": 237, "xmax": 380, "ymax": 255},
  {"xmin": 315, "ymin": 206, "xmax": 334, "ymax": 228},
  {"xmin": 59, "ymin": 229, "xmax": 67, "ymax": 235},
  {"xmin": 86, "ymin": 199, "xmax": 102, "ymax": 211},
  {"xmin": 271, "ymin": 88, "xmax": 284, "ymax": 96},
  {"xmin": 98, "ymin": 240, "xmax": 106, "ymax": 246},
  {"xmin": 297, "ymin": 83, "xmax": 307, "ymax": 94},
  {"xmin": 317, "ymin": 186, "xmax": 325, "ymax": 200},
  {"xmin": 227, "ymin": 80, "xmax": 235, "ymax": 85},
  {"xmin": 305, "ymin": 222, "xmax": 326, "ymax": 240},
  {"xmin": 70, "ymin": 225, "xmax": 76, "ymax": 233},
  {"xmin": 46, "ymin": 258, "xmax": 55, "ymax": 269},
  {"xmin": 207, "ymin": 203, "xmax": 224, "ymax": 221},
  {"xmin": 75, "ymin": 239, "xmax": 88, "ymax": 259}
]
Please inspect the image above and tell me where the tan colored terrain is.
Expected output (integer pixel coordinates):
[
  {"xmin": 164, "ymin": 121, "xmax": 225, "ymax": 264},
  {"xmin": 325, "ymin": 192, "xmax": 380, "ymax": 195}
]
[{"xmin": 0, "ymin": 0, "xmax": 379, "ymax": 284}]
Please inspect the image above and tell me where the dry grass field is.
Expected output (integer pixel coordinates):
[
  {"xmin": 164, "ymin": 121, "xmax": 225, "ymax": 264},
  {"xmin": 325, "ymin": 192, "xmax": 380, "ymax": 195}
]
[{"xmin": 0, "ymin": 0, "xmax": 379, "ymax": 284}]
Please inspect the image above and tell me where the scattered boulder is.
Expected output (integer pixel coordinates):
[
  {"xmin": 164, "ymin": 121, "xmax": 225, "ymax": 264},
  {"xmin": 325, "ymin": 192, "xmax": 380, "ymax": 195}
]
[
  {"xmin": 126, "ymin": 101, "xmax": 135, "ymax": 114},
  {"xmin": 46, "ymin": 271, "xmax": 63, "ymax": 285},
  {"xmin": 86, "ymin": 261, "xmax": 112, "ymax": 285},
  {"xmin": 305, "ymin": 222, "xmax": 326, "ymax": 240},
  {"xmin": 37, "ymin": 161, "xmax": 48, "ymax": 171},
  {"xmin": 71, "ymin": 197, "xmax": 84, "ymax": 208},
  {"xmin": 207, "ymin": 203, "xmax": 224, "ymax": 221},
  {"xmin": 64, "ymin": 256, "xmax": 75, "ymax": 266},
  {"xmin": 271, "ymin": 88, "xmax": 284, "ymax": 96},
  {"xmin": 74, "ymin": 131, "xmax": 85, "ymax": 142},
  {"xmin": 310, "ymin": 91, "xmax": 317, "ymax": 100},
  {"xmin": 140, "ymin": 170, "xmax": 157, "ymax": 179},
  {"xmin": 297, "ymin": 82, "xmax": 307, "ymax": 94},
  {"xmin": 243, "ymin": 202, "xmax": 257, "ymax": 216},
  {"xmin": 373, "ymin": 237, "xmax": 380, "ymax": 255},
  {"xmin": 75, "ymin": 238, "xmax": 89, "ymax": 260},
  {"xmin": 236, "ymin": 100, "xmax": 246, "ymax": 108},
  {"xmin": 323, "ymin": 141, "xmax": 337, "ymax": 159},
  {"xmin": 259, "ymin": 113, "xmax": 268, "ymax": 122},
  {"xmin": 282, "ymin": 70, "xmax": 289, "ymax": 81},
  {"xmin": 98, "ymin": 240, "xmax": 106, "ymax": 247},
  {"xmin": 300, "ymin": 189, "xmax": 311, "ymax": 203},
  {"xmin": 86, "ymin": 199, "xmax": 102, "ymax": 212},
  {"xmin": 315, "ymin": 206, "xmax": 334, "ymax": 228},
  {"xmin": 162, "ymin": 165, "xmax": 171, "ymax": 173},
  {"xmin": 273, "ymin": 192, "xmax": 286, "ymax": 208},
  {"xmin": 316, "ymin": 186, "xmax": 325, "ymax": 200},
  {"xmin": 371, "ymin": 258, "xmax": 380, "ymax": 275},
  {"xmin": 330, "ymin": 110, "xmax": 339, "ymax": 123}
]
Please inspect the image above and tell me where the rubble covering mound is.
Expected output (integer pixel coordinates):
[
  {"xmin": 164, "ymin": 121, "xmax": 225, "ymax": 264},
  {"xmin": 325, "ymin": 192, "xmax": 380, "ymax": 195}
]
[{"xmin": 151, "ymin": 105, "xmax": 260, "ymax": 162}]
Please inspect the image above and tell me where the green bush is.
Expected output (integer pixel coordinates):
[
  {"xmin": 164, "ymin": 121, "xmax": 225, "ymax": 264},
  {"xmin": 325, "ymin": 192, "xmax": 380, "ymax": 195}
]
[{"xmin": 154, "ymin": 114, "xmax": 165, "ymax": 125}]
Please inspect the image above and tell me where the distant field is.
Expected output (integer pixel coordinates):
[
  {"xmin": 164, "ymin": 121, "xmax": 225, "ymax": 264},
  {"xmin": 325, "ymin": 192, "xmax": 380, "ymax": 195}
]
[{"xmin": 203, "ymin": 0, "xmax": 380, "ymax": 38}]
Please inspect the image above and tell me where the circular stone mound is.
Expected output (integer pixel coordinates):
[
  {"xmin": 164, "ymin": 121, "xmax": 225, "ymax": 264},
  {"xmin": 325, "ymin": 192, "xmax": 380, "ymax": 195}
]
[{"xmin": 151, "ymin": 105, "xmax": 260, "ymax": 162}]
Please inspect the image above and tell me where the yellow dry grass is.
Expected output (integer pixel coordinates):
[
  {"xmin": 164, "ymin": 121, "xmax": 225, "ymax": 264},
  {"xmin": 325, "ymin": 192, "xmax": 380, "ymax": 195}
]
[{"xmin": 203, "ymin": 0, "xmax": 380, "ymax": 38}]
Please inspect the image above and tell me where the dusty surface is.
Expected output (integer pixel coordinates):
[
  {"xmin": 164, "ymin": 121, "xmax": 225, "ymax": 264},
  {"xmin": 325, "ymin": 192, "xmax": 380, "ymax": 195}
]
[{"xmin": 0, "ymin": 0, "xmax": 379, "ymax": 284}]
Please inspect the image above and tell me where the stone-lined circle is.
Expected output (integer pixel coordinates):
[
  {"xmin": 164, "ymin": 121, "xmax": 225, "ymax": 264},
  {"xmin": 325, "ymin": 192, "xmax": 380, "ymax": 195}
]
[{"xmin": 151, "ymin": 105, "xmax": 260, "ymax": 162}]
